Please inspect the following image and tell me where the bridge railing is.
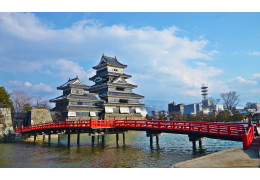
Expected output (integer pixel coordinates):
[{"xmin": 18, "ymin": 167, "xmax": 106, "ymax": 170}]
[
  {"xmin": 242, "ymin": 124, "xmax": 255, "ymax": 149},
  {"xmin": 91, "ymin": 119, "xmax": 115, "ymax": 128},
  {"xmin": 113, "ymin": 120, "xmax": 245, "ymax": 138},
  {"xmin": 16, "ymin": 120, "xmax": 246, "ymax": 139},
  {"xmin": 15, "ymin": 120, "xmax": 91, "ymax": 133},
  {"xmin": 15, "ymin": 119, "xmax": 254, "ymax": 149}
]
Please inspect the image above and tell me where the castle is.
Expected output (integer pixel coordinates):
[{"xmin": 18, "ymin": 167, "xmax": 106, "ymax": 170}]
[{"xmin": 50, "ymin": 55, "xmax": 145, "ymax": 120}]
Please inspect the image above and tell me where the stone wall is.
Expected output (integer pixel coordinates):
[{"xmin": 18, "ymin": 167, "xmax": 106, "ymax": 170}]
[
  {"xmin": 29, "ymin": 109, "xmax": 52, "ymax": 125},
  {"xmin": 0, "ymin": 108, "xmax": 13, "ymax": 139},
  {"xmin": 104, "ymin": 113, "xmax": 146, "ymax": 120}
]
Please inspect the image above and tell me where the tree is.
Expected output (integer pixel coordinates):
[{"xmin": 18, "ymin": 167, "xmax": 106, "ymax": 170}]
[
  {"xmin": 31, "ymin": 96, "xmax": 51, "ymax": 109},
  {"xmin": 220, "ymin": 91, "xmax": 239, "ymax": 111},
  {"xmin": 209, "ymin": 97, "xmax": 221, "ymax": 110},
  {"xmin": 0, "ymin": 87, "xmax": 14, "ymax": 111},
  {"xmin": 159, "ymin": 115, "xmax": 166, "ymax": 120},
  {"xmin": 146, "ymin": 114, "xmax": 153, "ymax": 120},
  {"xmin": 217, "ymin": 110, "xmax": 232, "ymax": 122},
  {"xmin": 11, "ymin": 89, "xmax": 32, "ymax": 112}
]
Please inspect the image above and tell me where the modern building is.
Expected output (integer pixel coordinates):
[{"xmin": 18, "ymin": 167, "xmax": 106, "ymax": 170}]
[
  {"xmin": 152, "ymin": 110, "xmax": 159, "ymax": 119},
  {"xmin": 246, "ymin": 102, "xmax": 260, "ymax": 113},
  {"xmin": 88, "ymin": 55, "xmax": 145, "ymax": 120},
  {"xmin": 50, "ymin": 77, "xmax": 103, "ymax": 121},
  {"xmin": 168, "ymin": 101, "xmax": 184, "ymax": 115},
  {"xmin": 215, "ymin": 104, "xmax": 224, "ymax": 111},
  {"xmin": 184, "ymin": 103, "xmax": 203, "ymax": 115}
]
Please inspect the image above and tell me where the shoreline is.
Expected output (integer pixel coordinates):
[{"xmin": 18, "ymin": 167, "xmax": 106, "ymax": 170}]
[{"xmin": 172, "ymin": 147, "xmax": 260, "ymax": 168}]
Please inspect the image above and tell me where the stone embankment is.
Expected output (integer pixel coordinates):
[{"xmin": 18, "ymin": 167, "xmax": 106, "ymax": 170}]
[
  {"xmin": 0, "ymin": 108, "xmax": 13, "ymax": 140},
  {"xmin": 172, "ymin": 137, "xmax": 260, "ymax": 168}
]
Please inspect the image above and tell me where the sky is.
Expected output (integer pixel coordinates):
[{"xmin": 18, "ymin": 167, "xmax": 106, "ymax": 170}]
[{"xmin": 1, "ymin": 12, "xmax": 260, "ymax": 109}]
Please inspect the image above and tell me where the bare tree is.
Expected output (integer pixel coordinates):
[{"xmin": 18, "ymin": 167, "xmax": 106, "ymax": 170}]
[
  {"xmin": 32, "ymin": 96, "xmax": 43, "ymax": 109},
  {"xmin": 31, "ymin": 96, "xmax": 51, "ymax": 109},
  {"xmin": 209, "ymin": 97, "xmax": 221, "ymax": 110},
  {"xmin": 39, "ymin": 100, "xmax": 51, "ymax": 109},
  {"xmin": 220, "ymin": 91, "xmax": 239, "ymax": 111},
  {"xmin": 11, "ymin": 89, "xmax": 31, "ymax": 112}
]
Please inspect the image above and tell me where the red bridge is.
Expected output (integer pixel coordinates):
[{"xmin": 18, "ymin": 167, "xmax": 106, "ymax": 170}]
[{"xmin": 15, "ymin": 119, "xmax": 256, "ymax": 150}]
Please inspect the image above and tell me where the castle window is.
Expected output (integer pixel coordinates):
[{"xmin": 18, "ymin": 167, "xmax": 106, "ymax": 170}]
[
  {"xmin": 116, "ymin": 87, "xmax": 124, "ymax": 91},
  {"xmin": 119, "ymin": 99, "xmax": 128, "ymax": 103}
]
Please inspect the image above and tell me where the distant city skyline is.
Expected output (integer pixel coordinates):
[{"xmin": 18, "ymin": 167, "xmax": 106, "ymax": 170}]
[{"xmin": 1, "ymin": 12, "xmax": 260, "ymax": 107}]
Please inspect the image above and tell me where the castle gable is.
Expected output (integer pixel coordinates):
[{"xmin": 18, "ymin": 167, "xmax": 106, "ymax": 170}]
[{"xmin": 112, "ymin": 77, "xmax": 126, "ymax": 84}]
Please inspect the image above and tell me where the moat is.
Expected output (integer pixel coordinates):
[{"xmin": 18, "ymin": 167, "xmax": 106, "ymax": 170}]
[{"xmin": 0, "ymin": 131, "xmax": 241, "ymax": 168}]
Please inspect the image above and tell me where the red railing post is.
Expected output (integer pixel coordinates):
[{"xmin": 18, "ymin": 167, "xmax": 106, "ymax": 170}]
[
  {"xmin": 250, "ymin": 124, "xmax": 255, "ymax": 139},
  {"xmin": 90, "ymin": 118, "xmax": 93, "ymax": 128},
  {"xmin": 242, "ymin": 128, "xmax": 248, "ymax": 149},
  {"xmin": 228, "ymin": 126, "xmax": 231, "ymax": 135},
  {"xmin": 207, "ymin": 123, "xmax": 210, "ymax": 133},
  {"xmin": 21, "ymin": 125, "xmax": 24, "ymax": 133}
]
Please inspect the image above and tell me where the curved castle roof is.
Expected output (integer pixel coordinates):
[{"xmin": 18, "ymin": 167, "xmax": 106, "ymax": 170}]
[{"xmin": 93, "ymin": 55, "xmax": 127, "ymax": 70}]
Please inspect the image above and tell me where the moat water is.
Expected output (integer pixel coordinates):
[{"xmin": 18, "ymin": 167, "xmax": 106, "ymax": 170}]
[{"xmin": 0, "ymin": 131, "xmax": 241, "ymax": 168}]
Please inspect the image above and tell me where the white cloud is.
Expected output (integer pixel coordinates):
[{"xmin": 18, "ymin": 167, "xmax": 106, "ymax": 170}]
[
  {"xmin": 5, "ymin": 80, "xmax": 23, "ymax": 88},
  {"xmin": 24, "ymin": 81, "xmax": 32, "ymax": 87},
  {"xmin": 252, "ymin": 73, "xmax": 260, "ymax": 79},
  {"xmin": 4, "ymin": 80, "xmax": 53, "ymax": 94},
  {"xmin": 31, "ymin": 82, "xmax": 53, "ymax": 93},
  {"xmin": 50, "ymin": 59, "xmax": 94, "ymax": 83},
  {"xmin": 230, "ymin": 76, "xmax": 257, "ymax": 85},
  {"xmin": 0, "ymin": 12, "xmax": 223, "ymax": 101},
  {"xmin": 248, "ymin": 51, "xmax": 260, "ymax": 56}
]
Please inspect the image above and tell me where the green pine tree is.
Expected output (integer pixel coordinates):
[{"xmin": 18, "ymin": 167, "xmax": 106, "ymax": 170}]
[{"xmin": 0, "ymin": 87, "xmax": 14, "ymax": 112}]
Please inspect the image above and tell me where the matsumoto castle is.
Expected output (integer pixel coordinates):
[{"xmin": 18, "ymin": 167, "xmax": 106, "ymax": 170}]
[{"xmin": 50, "ymin": 55, "xmax": 146, "ymax": 121}]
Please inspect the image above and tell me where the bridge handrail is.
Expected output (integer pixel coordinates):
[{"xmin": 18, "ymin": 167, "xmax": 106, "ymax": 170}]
[
  {"xmin": 15, "ymin": 119, "xmax": 253, "ymax": 149},
  {"xmin": 242, "ymin": 124, "xmax": 255, "ymax": 149}
]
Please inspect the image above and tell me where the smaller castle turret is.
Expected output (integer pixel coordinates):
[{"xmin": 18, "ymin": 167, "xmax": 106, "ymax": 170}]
[{"xmin": 50, "ymin": 77, "xmax": 103, "ymax": 121}]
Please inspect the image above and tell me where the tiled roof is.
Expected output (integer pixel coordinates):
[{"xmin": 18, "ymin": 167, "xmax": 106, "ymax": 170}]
[
  {"xmin": 88, "ymin": 82, "xmax": 137, "ymax": 91},
  {"xmin": 89, "ymin": 72, "xmax": 131, "ymax": 81},
  {"xmin": 68, "ymin": 94, "xmax": 101, "ymax": 101},
  {"xmin": 49, "ymin": 95, "xmax": 67, "ymax": 102},
  {"xmin": 57, "ymin": 77, "xmax": 89, "ymax": 90},
  {"xmin": 101, "ymin": 92, "xmax": 144, "ymax": 98},
  {"xmin": 50, "ymin": 94, "xmax": 103, "ymax": 102},
  {"xmin": 93, "ymin": 55, "xmax": 127, "ymax": 69}
]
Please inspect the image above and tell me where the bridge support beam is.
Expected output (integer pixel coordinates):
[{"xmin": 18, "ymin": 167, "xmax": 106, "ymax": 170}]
[
  {"xmin": 77, "ymin": 132, "xmax": 80, "ymax": 145},
  {"xmin": 189, "ymin": 134, "xmax": 204, "ymax": 150},
  {"xmin": 192, "ymin": 141, "xmax": 196, "ymax": 150},
  {"xmin": 116, "ymin": 132, "xmax": 119, "ymax": 147},
  {"xmin": 199, "ymin": 139, "xmax": 202, "ymax": 149},
  {"xmin": 150, "ymin": 135, "xmax": 153, "ymax": 148},
  {"xmin": 67, "ymin": 130, "xmax": 70, "ymax": 147},
  {"xmin": 102, "ymin": 135, "xmax": 105, "ymax": 147},
  {"xmin": 97, "ymin": 135, "xmax": 100, "ymax": 143},
  {"xmin": 48, "ymin": 133, "xmax": 51, "ymax": 146},
  {"xmin": 58, "ymin": 134, "xmax": 61, "ymax": 144},
  {"xmin": 33, "ymin": 133, "xmax": 36, "ymax": 144},
  {"xmin": 123, "ymin": 132, "xmax": 125, "ymax": 145},
  {"xmin": 156, "ymin": 135, "xmax": 159, "ymax": 147},
  {"xmin": 92, "ymin": 135, "xmax": 95, "ymax": 147},
  {"xmin": 147, "ymin": 132, "xmax": 161, "ymax": 148}
]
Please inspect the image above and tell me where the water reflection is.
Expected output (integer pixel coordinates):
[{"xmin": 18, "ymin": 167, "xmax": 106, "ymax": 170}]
[{"xmin": 0, "ymin": 131, "xmax": 241, "ymax": 168}]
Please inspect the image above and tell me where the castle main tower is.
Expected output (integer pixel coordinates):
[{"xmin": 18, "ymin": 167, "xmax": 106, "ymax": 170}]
[{"xmin": 88, "ymin": 55, "xmax": 145, "ymax": 120}]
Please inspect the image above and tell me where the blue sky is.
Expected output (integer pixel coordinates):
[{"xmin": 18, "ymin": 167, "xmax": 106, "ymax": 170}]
[{"xmin": 1, "ymin": 12, "xmax": 260, "ymax": 108}]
